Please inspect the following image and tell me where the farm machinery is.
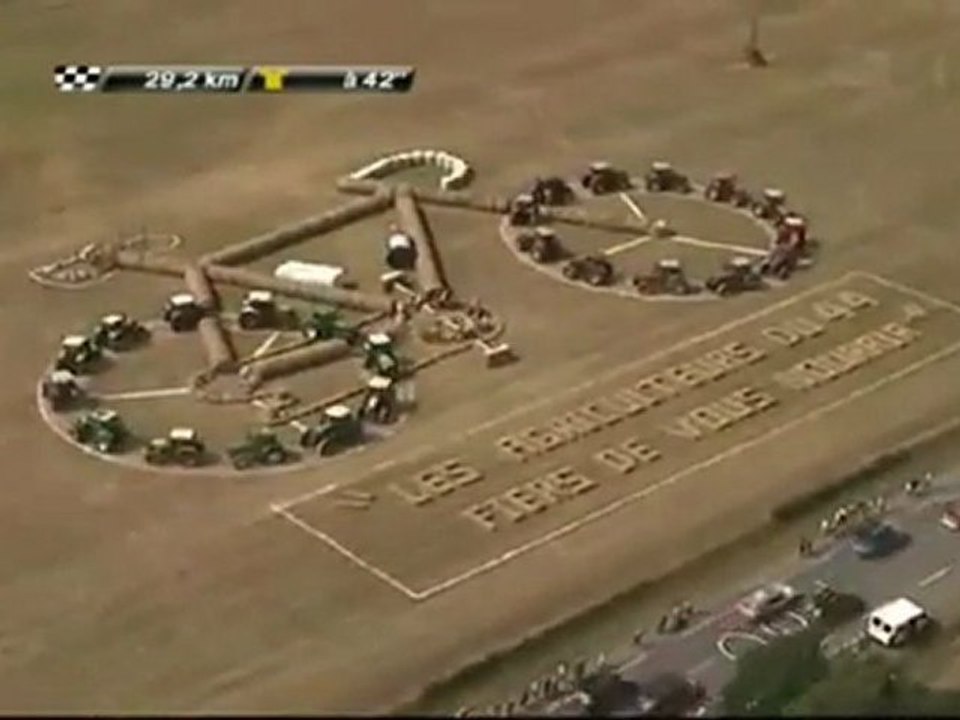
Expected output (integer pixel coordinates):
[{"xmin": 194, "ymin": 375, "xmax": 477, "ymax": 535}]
[
  {"xmin": 752, "ymin": 187, "xmax": 787, "ymax": 222},
  {"xmin": 299, "ymin": 404, "xmax": 364, "ymax": 456},
  {"xmin": 300, "ymin": 308, "xmax": 360, "ymax": 344},
  {"xmin": 91, "ymin": 313, "xmax": 149, "ymax": 351},
  {"xmin": 227, "ymin": 428, "xmax": 296, "ymax": 470},
  {"xmin": 507, "ymin": 193, "xmax": 542, "ymax": 226},
  {"xmin": 41, "ymin": 369, "xmax": 84, "ymax": 411},
  {"xmin": 705, "ymin": 257, "xmax": 765, "ymax": 296},
  {"xmin": 529, "ymin": 176, "xmax": 575, "ymax": 206},
  {"xmin": 384, "ymin": 225, "xmax": 418, "ymax": 271},
  {"xmin": 580, "ymin": 162, "xmax": 631, "ymax": 195},
  {"xmin": 143, "ymin": 427, "xmax": 207, "ymax": 467},
  {"xmin": 238, "ymin": 290, "xmax": 298, "ymax": 331},
  {"xmin": 703, "ymin": 172, "xmax": 752, "ymax": 207},
  {"xmin": 562, "ymin": 255, "xmax": 615, "ymax": 287},
  {"xmin": 363, "ymin": 332, "xmax": 403, "ymax": 380},
  {"xmin": 516, "ymin": 227, "xmax": 565, "ymax": 263},
  {"xmin": 643, "ymin": 161, "xmax": 692, "ymax": 193},
  {"xmin": 54, "ymin": 334, "xmax": 103, "ymax": 374},
  {"xmin": 72, "ymin": 409, "xmax": 127, "ymax": 454},
  {"xmin": 358, "ymin": 375, "xmax": 399, "ymax": 425},
  {"xmin": 633, "ymin": 258, "xmax": 699, "ymax": 296},
  {"xmin": 163, "ymin": 293, "xmax": 205, "ymax": 332}
]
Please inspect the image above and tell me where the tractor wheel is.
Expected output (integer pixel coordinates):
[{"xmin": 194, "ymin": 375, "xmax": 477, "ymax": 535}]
[
  {"xmin": 238, "ymin": 312, "xmax": 259, "ymax": 331},
  {"xmin": 232, "ymin": 455, "xmax": 253, "ymax": 471},
  {"xmin": 265, "ymin": 449, "xmax": 286, "ymax": 465}
]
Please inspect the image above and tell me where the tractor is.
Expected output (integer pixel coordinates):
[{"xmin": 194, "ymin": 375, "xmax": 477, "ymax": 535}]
[
  {"xmin": 238, "ymin": 290, "xmax": 298, "ymax": 331},
  {"xmin": 91, "ymin": 313, "xmax": 149, "ymax": 351},
  {"xmin": 579, "ymin": 162, "xmax": 631, "ymax": 195},
  {"xmin": 41, "ymin": 369, "xmax": 84, "ymax": 411},
  {"xmin": 775, "ymin": 214, "xmax": 808, "ymax": 254},
  {"xmin": 752, "ymin": 187, "xmax": 787, "ymax": 222},
  {"xmin": 759, "ymin": 243, "xmax": 800, "ymax": 280},
  {"xmin": 72, "ymin": 409, "xmax": 127, "ymax": 454},
  {"xmin": 516, "ymin": 227, "xmax": 564, "ymax": 264},
  {"xmin": 562, "ymin": 255, "xmax": 614, "ymax": 287},
  {"xmin": 143, "ymin": 427, "xmax": 206, "ymax": 467},
  {"xmin": 703, "ymin": 172, "xmax": 738, "ymax": 203},
  {"xmin": 507, "ymin": 193, "xmax": 541, "ymax": 226},
  {"xmin": 163, "ymin": 293, "xmax": 205, "ymax": 332},
  {"xmin": 643, "ymin": 161, "xmax": 692, "ymax": 193},
  {"xmin": 299, "ymin": 404, "xmax": 364, "ymax": 456},
  {"xmin": 633, "ymin": 258, "xmax": 698, "ymax": 295},
  {"xmin": 358, "ymin": 375, "xmax": 399, "ymax": 425},
  {"xmin": 227, "ymin": 428, "xmax": 296, "ymax": 470},
  {"xmin": 384, "ymin": 225, "xmax": 418, "ymax": 271},
  {"xmin": 529, "ymin": 176, "xmax": 575, "ymax": 206},
  {"xmin": 300, "ymin": 308, "xmax": 358, "ymax": 344},
  {"xmin": 363, "ymin": 332, "xmax": 402, "ymax": 380},
  {"xmin": 705, "ymin": 257, "xmax": 765, "ymax": 296},
  {"xmin": 54, "ymin": 334, "xmax": 103, "ymax": 374}
]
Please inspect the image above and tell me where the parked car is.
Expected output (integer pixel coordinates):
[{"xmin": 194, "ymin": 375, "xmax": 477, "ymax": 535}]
[
  {"xmin": 940, "ymin": 502, "xmax": 960, "ymax": 532},
  {"xmin": 850, "ymin": 521, "xmax": 910, "ymax": 559},
  {"xmin": 737, "ymin": 581, "xmax": 798, "ymax": 621}
]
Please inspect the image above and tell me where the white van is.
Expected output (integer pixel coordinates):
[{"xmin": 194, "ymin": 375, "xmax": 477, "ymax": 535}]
[{"xmin": 865, "ymin": 597, "xmax": 930, "ymax": 647}]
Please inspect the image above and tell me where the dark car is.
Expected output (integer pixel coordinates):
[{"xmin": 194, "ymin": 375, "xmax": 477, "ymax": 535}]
[
  {"xmin": 851, "ymin": 521, "xmax": 910, "ymax": 559},
  {"xmin": 633, "ymin": 673, "xmax": 706, "ymax": 717}
]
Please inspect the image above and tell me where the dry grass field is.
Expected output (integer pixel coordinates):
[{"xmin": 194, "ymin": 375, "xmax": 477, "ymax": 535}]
[{"xmin": 4, "ymin": 0, "xmax": 960, "ymax": 713}]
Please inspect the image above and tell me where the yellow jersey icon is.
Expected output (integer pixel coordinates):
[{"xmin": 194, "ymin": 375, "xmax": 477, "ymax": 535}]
[{"xmin": 259, "ymin": 67, "xmax": 288, "ymax": 92}]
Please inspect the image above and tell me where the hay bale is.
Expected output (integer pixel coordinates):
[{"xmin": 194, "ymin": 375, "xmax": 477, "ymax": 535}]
[
  {"xmin": 113, "ymin": 251, "xmax": 188, "ymax": 277},
  {"xmin": 206, "ymin": 265, "xmax": 394, "ymax": 313},
  {"xmin": 412, "ymin": 187, "xmax": 509, "ymax": 214},
  {"xmin": 336, "ymin": 177, "xmax": 382, "ymax": 196},
  {"xmin": 183, "ymin": 264, "xmax": 219, "ymax": 311},
  {"xmin": 198, "ymin": 316, "xmax": 237, "ymax": 374},
  {"xmin": 201, "ymin": 192, "xmax": 393, "ymax": 266},
  {"xmin": 242, "ymin": 338, "xmax": 352, "ymax": 387},
  {"xmin": 395, "ymin": 186, "xmax": 448, "ymax": 299}
]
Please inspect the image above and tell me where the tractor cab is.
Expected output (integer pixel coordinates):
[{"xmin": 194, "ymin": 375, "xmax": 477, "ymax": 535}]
[
  {"xmin": 92, "ymin": 312, "xmax": 148, "ymax": 351},
  {"xmin": 72, "ymin": 409, "xmax": 127, "ymax": 454},
  {"xmin": 163, "ymin": 293, "xmax": 204, "ymax": 332},
  {"xmin": 55, "ymin": 334, "xmax": 102, "ymax": 374},
  {"xmin": 754, "ymin": 187, "xmax": 787, "ymax": 220},
  {"xmin": 144, "ymin": 427, "xmax": 206, "ymax": 467},
  {"xmin": 644, "ymin": 161, "xmax": 691, "ymax": 193},
  {"xmin": 777, "ymin": 214, "xmax": 808, "ymax": 250},
  {"xmin": 580, "ymin": 161, "xmax": 631, "ymax": 195},
  {"xmin": 704, "ymin": 171, "xmax": 738, "ymax": 202},
  {"xmin": 227, "ymin": 428, "xmax": 294, "ymax": 470},
  {"xmin": 634, "ymin": 258, "xmax": 697, "ymax": 296},
  {"xmin": 238, "ymin": 290, "xmax": 296, "ymax": 331},
  {"xmin": 42, "ymin": 369, "xmax": 83, "ymax": 411},
  {"xmin": 300, "ymin": 404, "xmax": 363, "ymax": 456},
  {"xmin": 706, "ymin": 257, "xmax": 764, "ymax": 296},
  {"xmin": 359, "ymin": 375, "xmax": 398, "ymax": 425},
  {"xmin": 363, "ymin": 332, "xmax": 401, "ymax": 379},
  {"xmin": 516, "ymin": 226, "xmax": 564, "ymax": 264}
]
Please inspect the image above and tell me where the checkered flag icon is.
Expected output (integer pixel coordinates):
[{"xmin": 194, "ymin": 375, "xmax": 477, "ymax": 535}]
[{"xmin": 54, "ymin": 65, "xmax": 103, "ymax": 92}]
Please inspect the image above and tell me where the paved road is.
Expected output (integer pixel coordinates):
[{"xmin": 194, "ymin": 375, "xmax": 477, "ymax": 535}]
[{"xmin": 607, "ymin": 471, "xmax": 960, "ymax": 714}]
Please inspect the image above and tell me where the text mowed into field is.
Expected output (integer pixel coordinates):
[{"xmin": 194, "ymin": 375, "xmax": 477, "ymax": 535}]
[{"xmin": 277, "ymin": 273, "xmax": 960, "ymax": 599}]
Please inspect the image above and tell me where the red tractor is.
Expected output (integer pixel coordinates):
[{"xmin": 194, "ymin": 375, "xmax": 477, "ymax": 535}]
[
  {"xmin": 580, "ymin": 162, "xmax": 632, "ymax": 195},
  {"xmin": 562, "ymin": 255, "xmax": 615, "ymax": 287},
  {"xmin": 633, "ymin": 258, "xmax": 698, "ymax": 296},
  {"xmin": 775, "ymin": 214, "xmax": 808, "ymax": 254}
]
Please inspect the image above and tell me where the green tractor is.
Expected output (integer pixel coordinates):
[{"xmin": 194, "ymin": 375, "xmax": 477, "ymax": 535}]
[
  {"xmin": 362, "ymin": 332, "xmax": 402, "ymax": 380},
  {"xmin": 143, "ymin": 427, "xmax": 207, "ymax": 467},
  {"xmin": 54, "ymin": 334, "xmax": 103, "ymax": 374},
  {"xmin": 300, "ymin": 308, "xmax": 360, "ymax": 344},
  {"xmin": 358, "ymin": 375, "xmax": 399, "ymax": 425},
  {"xmin": 91, "ymin": 312, "xmax": 150, "ymax": 351},
  {"xmin": 227, "ymin": 428, "xmax": 296, "ymax": 470},
  {"xmin": 299, "ymin": 404, "xmax": 364, "ymax": 457},
  {"xmin": 72, "ymin": 409, "xmax": 127, "ymax": 454},
  {"xmin": 41, "ymin": 369, "xmax": 84, "ymax": 412}
]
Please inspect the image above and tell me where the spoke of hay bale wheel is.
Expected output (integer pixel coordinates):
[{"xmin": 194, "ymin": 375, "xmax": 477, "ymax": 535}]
[
  {"xmin": 197, "ymin": 316, "xmax": 238, "ymax": 374},
  {"xmin": 394, "ymin": 185, "xmax": 450, "ymax": 300},
  {"xmin": 241, "ymin": 338, "xmax": 354, "ymax": 388},
  {"xmin": 113, "ymin": 250, "xmax": 188, "ymax": 277},
  {"xmin": 183, "ymin": 264, "xmax": 221, "ymax": 311},
  {"xmin": 200, "ymin": 191, "xmax": 393, "ymax": 267}
]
